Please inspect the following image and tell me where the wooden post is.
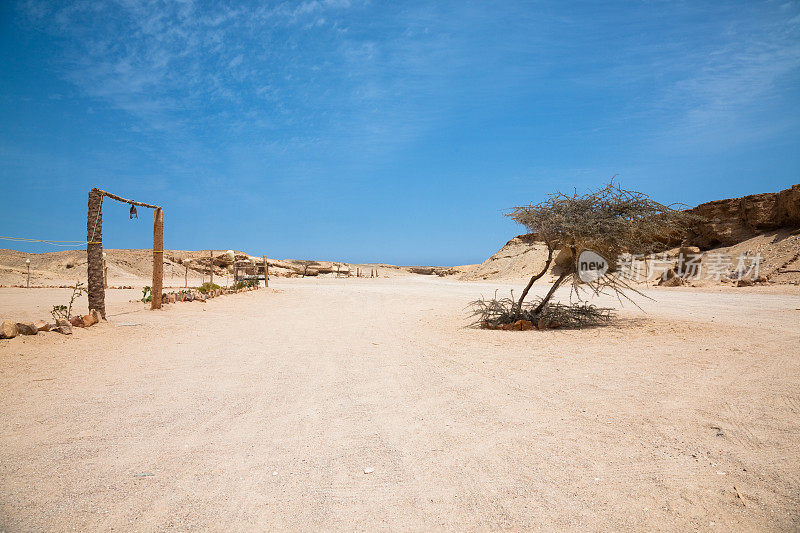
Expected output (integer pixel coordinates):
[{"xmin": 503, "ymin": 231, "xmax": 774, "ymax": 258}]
[
  {"xmin": 151, "ymin": 207, "xmax": 163, "ymax": 310},
  {"xmin": 87, "ymin": 188, "xmax": 105, "ymax": 317},
  {"xmin": 209, "ymin": 250, "xmax": 214, "ymax": 289},
  {"xmin": 102, "ymin": 252, "xmax": 108, "ymax": 288},
  {"xmin": 185, "ymin": 263, "xmax": 188, "ymax": 289},
  {"xmin": 263, "ymin": 256, "xmax": 268, "ymax": 287}
]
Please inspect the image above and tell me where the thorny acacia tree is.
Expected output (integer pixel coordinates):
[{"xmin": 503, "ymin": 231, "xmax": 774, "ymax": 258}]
[{"xmin": 506, "ymin": 181, "xmax": 694, "ymax": 316}]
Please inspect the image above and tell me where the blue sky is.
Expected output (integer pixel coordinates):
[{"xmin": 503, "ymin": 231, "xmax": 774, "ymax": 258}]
[{"xmin": 1, "ymin": 1, "xmax": 798, "ymax": 265}]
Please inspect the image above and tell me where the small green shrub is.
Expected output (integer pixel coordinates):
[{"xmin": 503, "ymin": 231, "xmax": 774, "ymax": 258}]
[
  {"xmin": 235, "ymin": 279, "xmax": 258, "ymax": 290},
  {"xmin": 51, "ymin": 282, "xmax": 87, "ymax": 322},
  {"xmin": 197, "ymin": 282, "xmax": 221, "ymax": 294}
]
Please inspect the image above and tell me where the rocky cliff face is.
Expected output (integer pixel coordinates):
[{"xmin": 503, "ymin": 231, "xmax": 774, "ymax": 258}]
[
  {"xmin": 686, "ymin": 184, "xmax": 800, "ymax": 248},
  {"xmin": 464, "ymin": 183, "xmax": 800, "ymax": 283}
]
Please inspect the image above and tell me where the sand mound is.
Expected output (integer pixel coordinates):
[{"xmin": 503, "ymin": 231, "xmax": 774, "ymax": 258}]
[{"xmin": 460, "ymin": 234, "xmax": 553, "ymax": 281}]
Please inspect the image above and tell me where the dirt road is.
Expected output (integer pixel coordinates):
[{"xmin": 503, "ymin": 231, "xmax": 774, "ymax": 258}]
[{"xmin": 1, "ymin": 278, "xmax": 799, "ymax": 530}]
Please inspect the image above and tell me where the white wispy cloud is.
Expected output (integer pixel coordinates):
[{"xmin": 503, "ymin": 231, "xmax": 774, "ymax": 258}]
[{"xmin": 15, "ymin": 0, "xmax": 800, "ymax": 172}]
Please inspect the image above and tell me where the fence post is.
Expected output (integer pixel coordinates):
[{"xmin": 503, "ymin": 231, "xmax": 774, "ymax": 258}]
[
  {"xmin": 87, "ymin": 188, "xmax": 105, "ymax": 317},
  {"xmin": 263, "ymin": 256, "xmax": 268, "ymax": 287},
  {"xmin": 151, "ymin": 207, "xmax": 163, "ymax": 310}
]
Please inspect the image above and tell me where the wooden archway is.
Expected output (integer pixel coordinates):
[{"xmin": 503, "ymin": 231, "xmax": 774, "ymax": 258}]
[{"xmin": 87, "ymin": 188, "xmax": 163, "ymax": 317}]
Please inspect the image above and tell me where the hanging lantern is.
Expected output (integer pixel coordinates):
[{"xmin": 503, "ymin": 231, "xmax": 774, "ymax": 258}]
[{"xmin": 129, "ymin": 204, "xmax": 138, "ymax": 219}]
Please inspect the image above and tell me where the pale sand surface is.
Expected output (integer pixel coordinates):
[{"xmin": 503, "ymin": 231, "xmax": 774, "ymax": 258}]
[{"xmin": 1, "ymin": 277, "xmax": 799, "ymax": 530}]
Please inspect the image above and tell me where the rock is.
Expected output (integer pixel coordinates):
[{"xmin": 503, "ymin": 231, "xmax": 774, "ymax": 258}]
[
  {"xmin": 167, "ymin": 294, "xmax": 176, "ymax": 303},
  {"xmin": 552, "ymin": 247, "xmax": 575, "ymax": 276},
  {"xmin": 70, "ymin": 315, "xmax": 84, "ymax": 327},
  {"xmin": 502, "ymin": 320, "xmax": 532, "ymax": 331},
  {"xmin": 537, "ymin": 317, "xmax": 548, "ymax": 330},
  {"xmin": 659, "ymin": 269, "xmax": 684, "ymax": 287},
  {"xmin": 90, "ymin": 309, "xmax": 103, "ymax": 323},
  {"xmin": 34, "ymin": 320, "xmax": 51, "ymax": 332},
  {"xmin": 737, "ymin": 278, "xmax": 754, "ymax": 287},
  {"xmin": 1, "ymin": 320, "xmax": 19, "ymax": 339},
  {"xmin": 81, "ymin": 313, "xmax": 98, "ymax": 327},
  {"xmin": 679, "ymin": 246, "xmax": 701, "ymax": 257},
  {"xmin": 686, "ymin": 184, "xmax": 800, "ymax": 248},
  {"xmin": 660, "ymin": 276, "xmax": 683, "ymax": 287},
  {"xmin": 554, "ymin": 247, "xmax": 574, "ymax": 267},
  {"xmin": 53, "ymin": 324, "xmax": 73, "ymax": 335},
  {"xmin": 56, "ymin": 318, "xmax": 70, "ymax": 327},
  {"xmin": 16, "ymin": 322, "xmax": 38, "ymax": 335}
]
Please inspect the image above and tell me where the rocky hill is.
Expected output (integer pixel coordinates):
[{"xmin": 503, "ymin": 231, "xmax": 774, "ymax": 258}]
[
  {"xmin": 462, "ymin": 184, "xmax": 800, "ymax": 284},
  {"xmin": 687, "ymin": 184, "xmax": 800, "ymax": 248}
]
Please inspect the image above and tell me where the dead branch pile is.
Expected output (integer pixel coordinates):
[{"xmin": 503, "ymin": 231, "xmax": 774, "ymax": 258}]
[{"xmin": 469, "ymin": 292, "xmax": 614, "ymax": 330}]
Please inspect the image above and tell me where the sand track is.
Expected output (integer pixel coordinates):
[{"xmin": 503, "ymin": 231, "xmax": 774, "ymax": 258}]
[{"xmin": 1, "ymin": 278, "xmax": 799, "ymax": 530}]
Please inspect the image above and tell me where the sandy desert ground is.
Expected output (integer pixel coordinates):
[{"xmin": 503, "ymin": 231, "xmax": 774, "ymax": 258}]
[{"xmin": 1, "ymin": 277, "xmax": 799, "ymax": 531}]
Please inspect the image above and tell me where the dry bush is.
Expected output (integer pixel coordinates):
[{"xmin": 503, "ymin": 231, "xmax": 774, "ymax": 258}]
[
  {"xmin": 504, "ymin": 181, "xmax": 697, "ymax": 313},
  {"xmin": 470, "ymin": 181, "xmax": 697, "ymax": 330},
  {"xmin": 469, "ymin": 291, "xmax": 614, "ymax": 330}
]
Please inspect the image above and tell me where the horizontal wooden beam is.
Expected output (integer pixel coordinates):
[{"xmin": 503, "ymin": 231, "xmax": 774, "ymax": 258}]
[{"xmin": 95, "ymin": 188, "xmax": 160, "ymax": 210}]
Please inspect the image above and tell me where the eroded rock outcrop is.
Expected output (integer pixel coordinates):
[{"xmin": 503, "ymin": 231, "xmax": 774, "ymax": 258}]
[
  {"xmin": 463, "ymin": 184, "xmax": 799, "ymax": 282},
  {"xmin": 686, "ymin": 184, "xmax": 800, "ymax": 248}
]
